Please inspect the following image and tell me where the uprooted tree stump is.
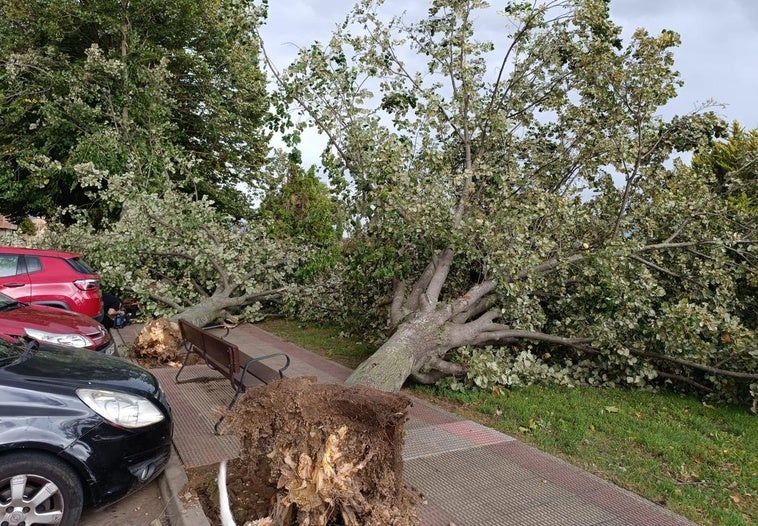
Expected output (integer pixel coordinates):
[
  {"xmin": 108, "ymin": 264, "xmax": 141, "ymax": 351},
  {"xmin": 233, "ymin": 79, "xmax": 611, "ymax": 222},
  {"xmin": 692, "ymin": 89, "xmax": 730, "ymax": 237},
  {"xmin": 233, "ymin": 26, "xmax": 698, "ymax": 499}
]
[
  {"xmin": 132, "ymin": 318, "xmax": 182, "ymax": 363},
  {"xmin": 223, "ymin": 376, "xmax": 419, "ymax": 526}
]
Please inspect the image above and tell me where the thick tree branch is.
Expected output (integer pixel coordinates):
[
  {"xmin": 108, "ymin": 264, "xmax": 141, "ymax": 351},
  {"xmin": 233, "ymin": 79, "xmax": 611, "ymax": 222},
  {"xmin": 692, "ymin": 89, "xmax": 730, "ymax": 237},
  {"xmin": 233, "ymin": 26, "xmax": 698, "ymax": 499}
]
[
  {"xmin": 239, "ymin": 287, "xmax": 287, "ymax": 305},
  {"xmin": 148, "ymin": 293, "xmax": 183, "ymax": 311},
  {"xmin": 389, "ymin": 278, "xmax": 406, "ymax": 329},
  {"xmin": 407, "ymin": 250, "xmax": 445, "ymax": 313},
  {"xmin": 449, "ymin": 280, "xmax": 498, "ymax": 318},
  {"xmin": 424, "ymin": 248, "xmax": 455, "ymax": 309},
  {"xmin": 451, "ymin": 294, "xmax": 498, "ymax": 324},
  {"xmin": 426, "ymin": 357, "xmax": 466, "ymax": 376}
]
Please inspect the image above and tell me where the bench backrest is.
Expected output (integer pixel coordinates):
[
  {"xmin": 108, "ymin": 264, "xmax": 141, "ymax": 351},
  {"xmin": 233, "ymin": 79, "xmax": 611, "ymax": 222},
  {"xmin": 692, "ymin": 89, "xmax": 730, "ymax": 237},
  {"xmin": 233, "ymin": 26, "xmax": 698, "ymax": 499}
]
[{"xmin": 178, "ymin": 319, "xmax": 241, "ymax": 380}]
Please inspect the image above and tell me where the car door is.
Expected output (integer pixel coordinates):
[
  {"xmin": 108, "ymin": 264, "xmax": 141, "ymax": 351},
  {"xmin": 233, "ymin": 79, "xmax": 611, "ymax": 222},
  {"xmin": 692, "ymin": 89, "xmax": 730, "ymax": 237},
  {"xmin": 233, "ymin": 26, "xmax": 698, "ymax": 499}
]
[{"xmin": 0, "ymin": 253, "xmax": 31, "ymax": 302}]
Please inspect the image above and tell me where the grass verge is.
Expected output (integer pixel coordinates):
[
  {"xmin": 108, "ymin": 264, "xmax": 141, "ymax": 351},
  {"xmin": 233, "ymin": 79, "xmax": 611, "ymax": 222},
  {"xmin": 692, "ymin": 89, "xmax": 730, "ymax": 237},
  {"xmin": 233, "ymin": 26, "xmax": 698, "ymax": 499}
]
[{"xmin": 256, "ymin": 318, "xmax": 756, "ymax": 525}]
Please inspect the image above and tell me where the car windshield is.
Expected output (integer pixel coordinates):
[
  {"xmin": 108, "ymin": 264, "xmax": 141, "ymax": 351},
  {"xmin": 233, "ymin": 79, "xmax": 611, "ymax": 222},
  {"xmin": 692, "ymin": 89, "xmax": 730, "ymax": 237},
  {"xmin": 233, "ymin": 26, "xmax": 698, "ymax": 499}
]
[{"xmin": 0, "ymin": 292, "xmax": 21, "ymax": 311}]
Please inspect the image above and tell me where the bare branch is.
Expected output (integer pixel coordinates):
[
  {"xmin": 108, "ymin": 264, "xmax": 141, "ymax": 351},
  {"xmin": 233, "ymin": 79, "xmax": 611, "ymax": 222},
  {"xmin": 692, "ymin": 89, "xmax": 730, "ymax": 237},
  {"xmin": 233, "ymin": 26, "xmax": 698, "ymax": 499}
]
[
  {"xmin": 664, "ymin": 219, "xmax": 691, "ymax": 244},
  {"xmin": 655, "ymin": 371, "xmax": 714, "ymax": 393},
  {"xmin": 147, "ymin": 293, "xmax": 183, "ymax": 311},
  {"xmin": 240, "ymin": 287, "xmax": 287, "ymax": 305},
  {"xmin": 514, "ymin": 253, "xmax": 586, "ymax": 281},
  {"xmin": 633, "ymin": 349, "xmax": 758, "ymax": 381},
  {"xmin": 639, "ymin": 240, "xmax": 754, "ymax": 254},
  {"xmin": 629, "ymin": 255, "xmax": 681, "ymax": 278},
  {"xmin": 407, "ymin": 250, "xmax": 445, "ymax": 313},
  {"xmin": 451, "ymin": 294, "xmax": 499, "ymax": 324},
  {"xmin": 472, "ymin": 328, "xmax": 593, "ymax": 347},
  {"xmin": 449, "ymin": 280, "xmax": 498, "ymax": 317},
  {"xmin": 147, "ymin": 214, "xmax": 231, "ymax": 291},
  {"xmin": 427, "ymin": 357, "xmax": 466, "ymax": 376}
]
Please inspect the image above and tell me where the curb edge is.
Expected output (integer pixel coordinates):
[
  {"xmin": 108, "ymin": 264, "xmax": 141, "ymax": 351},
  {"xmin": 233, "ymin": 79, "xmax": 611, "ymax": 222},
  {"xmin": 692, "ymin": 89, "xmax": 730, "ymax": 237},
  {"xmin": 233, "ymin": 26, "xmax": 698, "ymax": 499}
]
[{"xmin": 158, "ymin": 448, "xmax": 211, "ymax": 526}]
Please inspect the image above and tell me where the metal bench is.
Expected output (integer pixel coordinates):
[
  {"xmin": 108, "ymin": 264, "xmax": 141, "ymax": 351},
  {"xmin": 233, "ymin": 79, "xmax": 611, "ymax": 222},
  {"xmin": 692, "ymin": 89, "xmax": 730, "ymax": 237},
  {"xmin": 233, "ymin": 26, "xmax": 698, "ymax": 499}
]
[{"xmin": 175, "ymin": 319, "xmax": 290, "ymax": 434}]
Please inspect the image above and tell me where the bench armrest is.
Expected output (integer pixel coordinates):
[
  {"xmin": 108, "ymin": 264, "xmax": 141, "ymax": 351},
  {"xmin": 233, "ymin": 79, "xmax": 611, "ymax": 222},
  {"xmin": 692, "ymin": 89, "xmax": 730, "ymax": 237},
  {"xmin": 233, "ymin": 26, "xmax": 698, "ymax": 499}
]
[{"xmin": 240, "ymin": 352, "xmax": 291, "ymax": 379}]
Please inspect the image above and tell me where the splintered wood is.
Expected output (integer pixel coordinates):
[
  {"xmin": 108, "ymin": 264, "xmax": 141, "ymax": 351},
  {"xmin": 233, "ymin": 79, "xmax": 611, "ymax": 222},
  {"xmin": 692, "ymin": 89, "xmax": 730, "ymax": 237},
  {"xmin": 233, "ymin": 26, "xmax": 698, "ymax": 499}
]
[{"xmin": 224, "ymin": 377, "xmax": 419, "ymax": 526}]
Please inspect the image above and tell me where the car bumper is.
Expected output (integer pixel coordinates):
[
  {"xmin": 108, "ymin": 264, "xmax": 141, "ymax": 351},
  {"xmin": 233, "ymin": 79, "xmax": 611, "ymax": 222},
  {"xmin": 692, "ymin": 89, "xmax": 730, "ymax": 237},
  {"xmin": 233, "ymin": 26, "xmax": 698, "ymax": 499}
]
[
  {"xmin": 95, "ymin": 339, "xmax": 117, "ymax": 356},
  {"xmin": 63, "ymin": 415, "xmax": 173, "ymax": 508}
]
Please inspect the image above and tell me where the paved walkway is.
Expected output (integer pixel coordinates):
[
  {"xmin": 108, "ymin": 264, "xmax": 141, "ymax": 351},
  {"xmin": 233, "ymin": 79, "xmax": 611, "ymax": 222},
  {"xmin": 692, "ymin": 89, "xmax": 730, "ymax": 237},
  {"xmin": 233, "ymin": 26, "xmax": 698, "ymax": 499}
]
[{"xmin": 122, "ymin": 323, "xmax": 696, "ymax": 526}]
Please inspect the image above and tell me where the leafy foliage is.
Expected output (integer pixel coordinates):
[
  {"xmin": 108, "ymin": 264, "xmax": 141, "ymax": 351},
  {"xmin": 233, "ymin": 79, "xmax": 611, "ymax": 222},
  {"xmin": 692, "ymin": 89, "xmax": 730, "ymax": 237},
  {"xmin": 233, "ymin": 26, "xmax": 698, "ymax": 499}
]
[
  {"xmin": 259, "ymin": 152, "xmax": 343, "ymax": 248},
  {"xmin": 39, "ymin": 189, "xmax": 300, "ymax": 326}
]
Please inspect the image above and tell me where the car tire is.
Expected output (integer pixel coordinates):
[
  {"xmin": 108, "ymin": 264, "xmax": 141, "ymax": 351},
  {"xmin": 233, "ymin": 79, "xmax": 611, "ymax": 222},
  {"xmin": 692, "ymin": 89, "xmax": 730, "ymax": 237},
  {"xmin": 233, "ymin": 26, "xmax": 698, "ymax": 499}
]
[{"xmin": 0, "ymin": 451, "xmax": 83, "ymax": 526}]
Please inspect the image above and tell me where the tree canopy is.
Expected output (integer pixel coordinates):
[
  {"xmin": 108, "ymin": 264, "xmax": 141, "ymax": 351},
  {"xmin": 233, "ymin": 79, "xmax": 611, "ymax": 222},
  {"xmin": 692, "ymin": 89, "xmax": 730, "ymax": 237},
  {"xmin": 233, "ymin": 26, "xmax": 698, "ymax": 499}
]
[{"xmin": 0, "ymin": 0, "xmax": 269, "ymax": 223}]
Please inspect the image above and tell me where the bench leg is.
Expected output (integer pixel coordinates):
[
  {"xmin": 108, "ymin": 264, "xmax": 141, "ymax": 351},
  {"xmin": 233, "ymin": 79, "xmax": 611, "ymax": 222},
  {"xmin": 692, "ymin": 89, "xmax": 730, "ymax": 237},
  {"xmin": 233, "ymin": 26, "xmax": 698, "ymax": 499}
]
[
  {"xmin": 213, "ymin": 385, "xmax": 245, "ymax": 435},
  {"xmin": 174, "ymin": 348, "xmax": 193, "ymax": 384}
]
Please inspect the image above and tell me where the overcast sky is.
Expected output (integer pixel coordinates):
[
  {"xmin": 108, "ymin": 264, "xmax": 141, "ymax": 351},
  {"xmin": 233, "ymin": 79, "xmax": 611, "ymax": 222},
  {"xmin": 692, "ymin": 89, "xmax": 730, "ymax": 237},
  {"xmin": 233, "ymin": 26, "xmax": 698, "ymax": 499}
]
[{"xmin": 259, "ymin": 0, "xmax": 757, "ymax": 157}]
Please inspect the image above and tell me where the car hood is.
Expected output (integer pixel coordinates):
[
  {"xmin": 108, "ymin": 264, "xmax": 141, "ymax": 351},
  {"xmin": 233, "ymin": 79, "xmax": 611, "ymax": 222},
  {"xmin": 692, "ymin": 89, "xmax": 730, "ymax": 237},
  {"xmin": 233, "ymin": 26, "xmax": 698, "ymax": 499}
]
[
  {"xmin": 0, "ymin": 303, "xmax": 105, "ymax": 334},
  {"xmin": 1, "ymin": 344, "xmax": 159, "ymax": 397}
]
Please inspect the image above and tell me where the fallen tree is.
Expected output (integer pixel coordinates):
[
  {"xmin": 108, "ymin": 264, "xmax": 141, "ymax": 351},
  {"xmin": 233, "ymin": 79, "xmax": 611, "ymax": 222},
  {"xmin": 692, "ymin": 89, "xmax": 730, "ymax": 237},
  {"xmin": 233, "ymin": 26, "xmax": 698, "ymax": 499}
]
[{"xmin": 265, "ymin": 0, "xmax": 757, "ymax": 402}]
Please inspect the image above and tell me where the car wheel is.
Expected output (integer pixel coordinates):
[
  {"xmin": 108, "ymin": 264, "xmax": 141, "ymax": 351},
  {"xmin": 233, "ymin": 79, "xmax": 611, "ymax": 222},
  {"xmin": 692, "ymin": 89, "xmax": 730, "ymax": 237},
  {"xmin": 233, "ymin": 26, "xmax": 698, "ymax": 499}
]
[{"xmin": 0, "ymin": 452, "xmax": 83, "ymax": 526}]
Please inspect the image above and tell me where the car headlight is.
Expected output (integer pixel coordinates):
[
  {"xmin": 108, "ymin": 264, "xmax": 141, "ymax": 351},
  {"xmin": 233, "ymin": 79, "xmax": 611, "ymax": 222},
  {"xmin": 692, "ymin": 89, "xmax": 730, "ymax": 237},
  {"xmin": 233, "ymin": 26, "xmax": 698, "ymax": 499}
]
[
  {"xmin": 24, "ymin": 328, "xmax": 93, "ymax": 348},
  {"xmin": 77, "ymin": 388, "xmax": 165, "ymax": 428}
]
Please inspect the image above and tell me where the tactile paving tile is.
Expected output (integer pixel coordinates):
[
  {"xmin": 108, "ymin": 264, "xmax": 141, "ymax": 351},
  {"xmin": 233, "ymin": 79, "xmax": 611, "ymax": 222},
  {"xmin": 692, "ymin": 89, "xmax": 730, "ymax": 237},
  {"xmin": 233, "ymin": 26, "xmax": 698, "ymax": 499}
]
[
  {"xmin": 416, "ymin": 499, "xmax": 458, "ymax": 526},
  {"xmin": 405, "ymin": 448, "xmax": 617, "ymax": 526},
  {"xmin": 437, "ymin": 419, "xmax": 515, "ymax": 446},
  {"xmin": 482, "ymin": 441, "xmax": 696, "ymax": 526},
  {"xmin": 406, "ymin": 396, "xmax": 466, "ymax": 426},
  {"xmin": 403, "ymin": 421, "xmax": 512, "ymax": 460},
  {"xmin": 153, "ymin": 366, "xmax": 241, "ymax": 468}
]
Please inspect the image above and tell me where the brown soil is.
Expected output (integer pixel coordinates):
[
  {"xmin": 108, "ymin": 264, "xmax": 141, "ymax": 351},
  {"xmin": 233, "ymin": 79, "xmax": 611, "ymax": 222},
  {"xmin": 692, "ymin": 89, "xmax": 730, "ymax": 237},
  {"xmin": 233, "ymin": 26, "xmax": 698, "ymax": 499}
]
[{"xmin": 186, "ymin": 377, "xmax": 420, "ymax": 526}]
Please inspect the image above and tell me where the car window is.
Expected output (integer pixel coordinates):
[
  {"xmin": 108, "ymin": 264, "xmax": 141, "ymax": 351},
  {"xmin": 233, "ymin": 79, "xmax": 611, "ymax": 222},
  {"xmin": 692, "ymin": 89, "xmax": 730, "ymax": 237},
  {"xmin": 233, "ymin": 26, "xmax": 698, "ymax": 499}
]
[
  {"xmin": 0, "ymin": 291, "xmax": 18, "ymax": 307},
  {"xmin": 0, "ymin": 254, "xmax": 21, "ymax": 277},
  {"xmin": 67, "ymin": 257, "xmax": 96, "ymax": 274},
  {"xmin": 25, "ymin": 256, "xmax": 42, "ymax": 273}
]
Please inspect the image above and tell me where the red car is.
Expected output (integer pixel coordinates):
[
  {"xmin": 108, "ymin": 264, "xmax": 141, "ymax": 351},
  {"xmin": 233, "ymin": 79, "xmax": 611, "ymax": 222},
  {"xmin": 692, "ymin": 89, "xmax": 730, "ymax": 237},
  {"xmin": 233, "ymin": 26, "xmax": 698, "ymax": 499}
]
[
  {"xmin": 0, "ymin": 292, "xmax": 115, "ymax": 354},
  {"xmin": 0, "ymin": 246, "xmax": 104, "ymax": 320}
]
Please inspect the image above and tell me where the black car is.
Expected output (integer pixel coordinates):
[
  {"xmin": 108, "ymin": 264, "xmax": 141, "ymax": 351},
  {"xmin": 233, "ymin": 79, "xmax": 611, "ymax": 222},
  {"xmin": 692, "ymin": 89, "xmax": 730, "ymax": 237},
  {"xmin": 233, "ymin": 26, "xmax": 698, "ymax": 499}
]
[{"xmin": 0, "ymin": 337, "xmax": 172, "ymax": 526}]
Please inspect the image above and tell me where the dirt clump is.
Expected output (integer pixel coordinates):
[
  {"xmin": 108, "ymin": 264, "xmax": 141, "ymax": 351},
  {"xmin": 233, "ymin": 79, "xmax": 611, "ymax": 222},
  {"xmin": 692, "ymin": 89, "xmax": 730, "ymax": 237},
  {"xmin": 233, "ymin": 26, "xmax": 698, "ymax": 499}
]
[{"xmin": 212, "ymin": 376, "xmax": 419, "ymax": 526}]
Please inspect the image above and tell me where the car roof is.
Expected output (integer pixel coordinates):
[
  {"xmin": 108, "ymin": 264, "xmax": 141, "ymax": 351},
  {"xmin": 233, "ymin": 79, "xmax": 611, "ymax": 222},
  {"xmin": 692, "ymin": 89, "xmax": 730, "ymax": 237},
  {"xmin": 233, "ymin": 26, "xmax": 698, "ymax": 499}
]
[{"xmin": 0, "ymin": 246, "xmax": 81, "ymax": 259}]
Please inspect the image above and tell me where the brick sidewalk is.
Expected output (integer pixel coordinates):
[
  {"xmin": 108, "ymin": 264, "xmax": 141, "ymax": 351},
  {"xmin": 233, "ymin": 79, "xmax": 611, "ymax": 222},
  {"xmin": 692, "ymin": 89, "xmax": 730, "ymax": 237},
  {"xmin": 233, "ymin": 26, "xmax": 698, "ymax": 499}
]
[{"xmin": 138, "ymin": 323, "xmax": 695, "ymax": 526}]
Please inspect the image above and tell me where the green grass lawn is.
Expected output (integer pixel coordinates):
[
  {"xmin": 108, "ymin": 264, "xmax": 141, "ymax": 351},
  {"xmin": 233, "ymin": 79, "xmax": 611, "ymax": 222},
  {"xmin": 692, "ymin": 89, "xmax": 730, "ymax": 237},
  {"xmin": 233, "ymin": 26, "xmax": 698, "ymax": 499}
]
[{"xmin": 257, "ymin": 319, "xmax": 757, "ymax": 525}]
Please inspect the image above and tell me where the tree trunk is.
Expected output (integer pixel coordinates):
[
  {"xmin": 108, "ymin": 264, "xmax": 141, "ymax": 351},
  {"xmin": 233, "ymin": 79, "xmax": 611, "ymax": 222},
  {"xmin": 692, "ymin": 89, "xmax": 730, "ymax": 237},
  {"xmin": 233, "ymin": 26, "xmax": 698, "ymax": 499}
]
[
  {"xmin": 345, "ymin": 313, "xmax": 452, "ymax": 391},
  {"xmin": 169, "ymin": 297, "xmax": 236, "ymax": 328},
  {"xmin": 164, "ymin": 288, "xmax": 286, "ymax": 328}
]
